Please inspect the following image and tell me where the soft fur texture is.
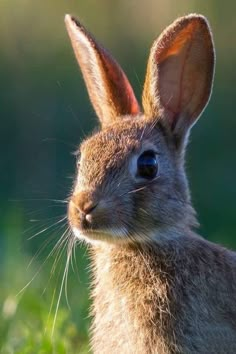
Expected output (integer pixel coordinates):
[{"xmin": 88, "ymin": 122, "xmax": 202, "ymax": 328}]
[
  {"xmin": 91, "ymin": 238, "xmax": 236, "ymax": 354},
  {"xmin": 65, "ymin": 13, "xmax": 236, "ymax": 353}
]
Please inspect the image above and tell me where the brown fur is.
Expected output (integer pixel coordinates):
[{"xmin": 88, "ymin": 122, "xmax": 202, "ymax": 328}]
[
  {"xmin": 65, "ymin": 13, "xmax": 236, "ymax": 353},
  {"xmin": 91, "ymin": 237, "xmax": 236, "ymax": 354}
]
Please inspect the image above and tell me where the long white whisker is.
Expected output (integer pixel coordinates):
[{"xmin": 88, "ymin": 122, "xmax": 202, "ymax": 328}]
[
  {"xmin": 44, "ymin": 285, "xmax": 57, "ymax": 335},
  {"xmin": 27, "ymin": 216, "xmax": 67, "ymax": 240},
  {"xmin": 27, "ymin": 222, "xmax": 67, "ymax": 269},
  {"xmin": 44, "ymin": 241, "xmax": 70, "ymax": 334},
  {"xmin": 17, "ymin": 263, "xmax": 46, "ymax": 296},
  {"xmin": 9, "ymin": 198, "xmax": 69, "ymax": 204},
  {"xmin": 64, "ymin": 234, "xmax": 75, "ymax": 309},
  {"xmin": 50, "ymin": 228, "xmax": 71, "ymax": 276},
  {"xmin": 28, "ymin": 213, "xmax": 66, "ymax": 221},
  {"xmin": 18, "ymin": 224, "xmax": 68, "ymax": 296},
  {"xmin": 71, "ymin": 237, "xmax": 77, "ymax": 274},
  {"xmin": 21, "ymin": 216, "xmax": 64, "ymax": 238},
  {"xmin": 27, "ymin": 206, "xmax": 67, "ymax": 218},
  {"xmin": 51, "ymin": 242, "xmax": 71, "ymax": 338},
  {"xmin": 117, "ymin": 176, "xmax": 160, "ymax": 199}
]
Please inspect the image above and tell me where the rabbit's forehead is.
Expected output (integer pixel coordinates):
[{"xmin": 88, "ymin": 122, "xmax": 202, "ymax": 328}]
[
  {"xmin": 81, "ymin": 132, "xmax": 139, "ymax": 165},
  {"xmin": 80, "ymin": 120, "xmax": 151, "ymax": 159}
]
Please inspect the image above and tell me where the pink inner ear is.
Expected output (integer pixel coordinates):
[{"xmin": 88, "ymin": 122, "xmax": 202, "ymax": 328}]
[
  {"xmin": 143, "ymin": 16, "xmax": 215, "ymax": 133},
  {"xmin": 122, "ymin": 74, "xmax": 140, "ymax": 115},
  {"xmin": 99, "ymin": 50, "xmax": 140, "ymax": 116},
  {"xmin": 156, "ymin": 25, "xmax": 200, "ymax": 128},
  {"xmin": 65, "ymin": 15, "xmax": 140, "ymax": 125},
  {"xmin": 158, "ymin": 37, "xmax": 197, "ymax": 128}
]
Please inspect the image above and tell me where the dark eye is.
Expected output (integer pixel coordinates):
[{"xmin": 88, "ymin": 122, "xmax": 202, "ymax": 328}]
[{"xmin": 137, "ymin": 150, "xmax": 158, "ymax": 179}]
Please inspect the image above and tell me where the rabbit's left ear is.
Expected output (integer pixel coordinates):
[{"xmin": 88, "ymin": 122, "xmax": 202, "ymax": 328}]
[
  {"xmin": 65, "ymin": 15, "xmax": 140, "ymax": 128},
  {"xmin": 142, "ymin": 14, "xmax": 215, "ymax": 147}
]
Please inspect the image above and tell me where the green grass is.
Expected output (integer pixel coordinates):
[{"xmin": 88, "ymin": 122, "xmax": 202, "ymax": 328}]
[
  {"xmin": 2, "ymin": 204, "xmax": 236, "ymax": 354},
  {"xmin": 0, "ymin": 207, "xmax": 90, "ymax": 354}
]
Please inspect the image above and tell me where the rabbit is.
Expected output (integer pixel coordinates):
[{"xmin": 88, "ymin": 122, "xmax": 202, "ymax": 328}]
[{"xmin": 65, "ymin": 13, "xmax": 236, "ymax": 354}]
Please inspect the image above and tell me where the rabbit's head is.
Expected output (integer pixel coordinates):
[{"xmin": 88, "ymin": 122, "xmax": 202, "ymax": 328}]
[{"xmin": 66, "ymin": 14, "xmax": 215, "ymax": 244}]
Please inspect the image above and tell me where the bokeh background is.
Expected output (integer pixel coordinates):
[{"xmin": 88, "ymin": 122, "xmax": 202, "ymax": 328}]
[{"xmin": 1, "ymin": 0, "xmax": 236, "ymax": 353}]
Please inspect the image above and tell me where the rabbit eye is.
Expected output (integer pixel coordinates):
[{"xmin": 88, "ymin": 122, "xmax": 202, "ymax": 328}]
[{"xmin": 137, "ymin": 150, "xmax": 158, "ymax": 179}]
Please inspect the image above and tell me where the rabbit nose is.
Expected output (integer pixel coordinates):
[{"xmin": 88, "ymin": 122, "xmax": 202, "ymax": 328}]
[
  {"xmin": 82, "ymin": 202, "xmax": 98, "ymax": 223},
  {"xmin": 71, "ymin": 192, "xmax": 98, "ymax": 223}
]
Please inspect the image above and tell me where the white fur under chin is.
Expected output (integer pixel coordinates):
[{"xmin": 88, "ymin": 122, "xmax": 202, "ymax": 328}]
[
  {"xmin": 72, "ymin": 226, "xmax": 128, "ymax": 245},
  {"xmin": 72, "ymin": 225, "xmax": 185, "ymax": 247}
]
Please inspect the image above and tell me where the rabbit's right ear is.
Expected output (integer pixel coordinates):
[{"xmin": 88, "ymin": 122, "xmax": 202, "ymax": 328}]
[
  {"xmin": 65, "ymin": 15, "xmax": 140, "ymax": 128},
  {"xmin": 142, "ymin": 15, "xmax": 215, "ymax": 148}
]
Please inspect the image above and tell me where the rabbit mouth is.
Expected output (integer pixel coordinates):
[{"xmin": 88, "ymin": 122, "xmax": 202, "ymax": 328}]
[{"xmin": 72, "ymin": 226, "xmax": 129, "ymax": 244}]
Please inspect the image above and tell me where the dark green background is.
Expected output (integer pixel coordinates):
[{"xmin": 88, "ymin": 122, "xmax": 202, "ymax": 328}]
[{"xmin": 1, "ymin": 1, "xmax": 236, "ymax": 352}]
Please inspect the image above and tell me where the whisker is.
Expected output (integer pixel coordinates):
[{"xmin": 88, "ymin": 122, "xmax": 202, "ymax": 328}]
[
  {"xmin": 27, "ymin": 207, "xmax": 67, "ymax": 218},
  {"xmin": 117, "ymin": 176, "xmax": 160, "ymax": 198},
  {"xmin": 140, "ymin": 119, "xmax": 148, "ymax": 141},
  {"xmin": 9, "ymin": 198, "xmax": 69, "ymax": 204},
  {"xmin": 51, "ymin": 241, "xmax": 72, "ymax": 338},
  {"xmin": 17, "ymin": 223, "xmax": 68, "ymax": 296},
  {"xmin": 71, "ymin": 238, "xmax": 81, "ymax": 283},
  {"xmin": 42, "ymin": 229, "xmax": 70, "ymax": 297},
  {"xmin": 139, "ymin": 207, "xmax": 149, "ymax": 215},
  {"xmin": 44, "ymin": 242, "xmax": 69, "ymax": 334},
  {"xmin": 27, "ymin": 216, "xmax": 67, "ymax": 240},
  {"xmin": 44, "ymin": 285, "xmax": 57, "ymax": 335},
  {"xmin": 49, "ymin": 227, "xmax": 71, "ymax": 276},
  {"xmin": 27, "ymin": 230, "xmax": 60, "ymax": 270},
  {"xmin": 17, "ymin": 262, "xmax": 47, "ymax": 297},
  {"xmin": 65, "ymin": 235, "xmax": 75, "ymax": 309}
]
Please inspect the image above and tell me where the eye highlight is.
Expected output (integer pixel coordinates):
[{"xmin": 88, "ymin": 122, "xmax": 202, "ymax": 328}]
[{"xmin": 137, "ymin": 150, "xmax": 158, "ymax": 180}]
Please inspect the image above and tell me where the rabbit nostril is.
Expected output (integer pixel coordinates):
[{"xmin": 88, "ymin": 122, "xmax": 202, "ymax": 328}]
[
  {"xmin": 70, "ymin": 194, "xmax": 99, "ymax": 227},
  {"xmin": 80, "ymin": 209, "xmax": 96, "ymax": 227},
  {"xmin": 77, "ymin": 201, "xmax": 98, "ymax": 225},
  {"xmin": 82, "ymin": 203, "xmax": 98, "ymax": 225},
  {"xmin": 71, "ymin": 199, "xmax": 98, "ymax": 214},
  {"xmin": 83, "ymin": 202, "xmax": 98, "ymax": 215}
]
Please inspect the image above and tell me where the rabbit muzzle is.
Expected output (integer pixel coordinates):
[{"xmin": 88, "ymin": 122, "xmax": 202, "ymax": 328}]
[{"xmin": 68, "ymin": 190, "xmax": 128, "ymax": 242}]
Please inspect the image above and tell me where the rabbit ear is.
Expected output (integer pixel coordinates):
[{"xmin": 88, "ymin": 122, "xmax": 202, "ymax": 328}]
[
  {"xmin": 65, "ymin": 15, "xmax": 140, "ymax": 127},
  {"xmin": 142, "ymin": 14, "xmax": 215, "ymax": 147}
]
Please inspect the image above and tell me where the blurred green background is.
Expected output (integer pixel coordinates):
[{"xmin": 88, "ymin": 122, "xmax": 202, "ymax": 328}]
[{"xmin": 1, "ymin": 0, "xmax": 235, "ymax": 353}]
